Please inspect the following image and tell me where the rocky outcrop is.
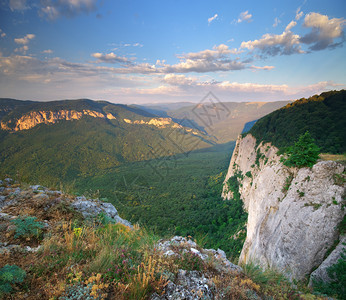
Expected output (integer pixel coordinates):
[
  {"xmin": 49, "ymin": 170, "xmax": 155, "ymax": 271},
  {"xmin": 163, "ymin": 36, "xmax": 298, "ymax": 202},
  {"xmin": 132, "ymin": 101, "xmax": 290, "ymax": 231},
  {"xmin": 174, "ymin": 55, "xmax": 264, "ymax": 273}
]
[
  {"xmin": 151, "ymin": 236, "xmax": 243, "ymax": 299},
  {"xmin": 157, "ymin": 236, "xmax": 243, "ymax": 274},
  {"xmin": 222, "ymin": 134, "xmax": 345, "ymax": 280},
  {"xmin": 309, "ymin": 235, "xmax": 346, "ymax": 285},
  {"xmin": 151, "ymin": 270, "xmax": 215, "ymax": 300},
  {"xmin": 71, "ymin": 196, "xmax": 132, "ymax": 227},
  {"xmin": 0, "ymin": 109, "xmax": 117, "ymax": 131},
  {"xmin": 0, "ymin": 178, "xmax": 132, "ymax": 253}
]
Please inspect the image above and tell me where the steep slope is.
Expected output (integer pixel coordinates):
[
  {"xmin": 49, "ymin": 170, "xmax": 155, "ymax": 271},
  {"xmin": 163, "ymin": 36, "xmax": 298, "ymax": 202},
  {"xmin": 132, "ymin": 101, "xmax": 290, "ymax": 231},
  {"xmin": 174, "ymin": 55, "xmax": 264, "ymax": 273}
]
[
  {"xmin": 222, "ymin": 90, "xmax": 346, "ymax": 281},
  {"xmin": 0, "ymin": 99, "xmax": 214, "ymax": 185},
  {"xmin": 223, "ymin": 134, "xmax": 345, "ymax": 280}
]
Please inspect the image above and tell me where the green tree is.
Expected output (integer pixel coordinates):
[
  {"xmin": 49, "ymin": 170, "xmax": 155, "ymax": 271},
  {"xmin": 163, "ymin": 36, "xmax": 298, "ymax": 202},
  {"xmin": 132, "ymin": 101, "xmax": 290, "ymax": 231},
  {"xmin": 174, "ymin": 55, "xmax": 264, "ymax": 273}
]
[{"xmin": 281, "ymin": 131, "xmax": 320, "ymax": 168}]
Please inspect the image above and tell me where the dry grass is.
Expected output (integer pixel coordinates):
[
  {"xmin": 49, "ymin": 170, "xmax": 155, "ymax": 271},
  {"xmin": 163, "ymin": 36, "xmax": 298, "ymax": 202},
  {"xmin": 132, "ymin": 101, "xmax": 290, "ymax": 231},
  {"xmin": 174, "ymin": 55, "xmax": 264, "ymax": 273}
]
[{"xmin": 319, "ymin": 153, "xmax": 346, "ymax": 162}]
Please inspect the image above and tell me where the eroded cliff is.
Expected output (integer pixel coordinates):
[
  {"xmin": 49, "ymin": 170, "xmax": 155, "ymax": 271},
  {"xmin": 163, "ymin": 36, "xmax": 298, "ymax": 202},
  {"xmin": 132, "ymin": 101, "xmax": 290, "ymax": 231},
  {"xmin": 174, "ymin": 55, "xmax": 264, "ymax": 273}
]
[
  {"xmin": 223, "ymin": 134, "xmax": 345, "ymax": 280},
  {"xmin": 0, "ymin": 109, "xmax": 116, "ymax": 131}
]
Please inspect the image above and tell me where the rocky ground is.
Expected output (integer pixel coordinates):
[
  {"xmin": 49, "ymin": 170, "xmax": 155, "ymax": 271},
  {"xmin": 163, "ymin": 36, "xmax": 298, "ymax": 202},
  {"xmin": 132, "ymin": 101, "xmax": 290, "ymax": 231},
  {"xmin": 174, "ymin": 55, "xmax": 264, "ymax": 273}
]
[{"xmin": 0, "ymin": 178, "xmax": 332, "ymax": 299}]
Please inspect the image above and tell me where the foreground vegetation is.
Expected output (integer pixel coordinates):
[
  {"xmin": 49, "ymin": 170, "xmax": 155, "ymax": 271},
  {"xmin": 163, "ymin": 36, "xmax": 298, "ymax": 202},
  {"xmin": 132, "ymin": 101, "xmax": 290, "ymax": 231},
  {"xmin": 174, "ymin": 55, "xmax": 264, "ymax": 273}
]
[{"xmin": 0, "ymin": 180, "xmax": 336, "ymax": 299}]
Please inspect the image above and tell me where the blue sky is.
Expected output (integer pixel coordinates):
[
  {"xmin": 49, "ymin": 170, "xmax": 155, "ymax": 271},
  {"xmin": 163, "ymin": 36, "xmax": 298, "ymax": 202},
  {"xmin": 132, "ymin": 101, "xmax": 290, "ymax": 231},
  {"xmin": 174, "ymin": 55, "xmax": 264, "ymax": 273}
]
[{"xmin": 0, "ymin": 0, "xmax": 345, "ymax": 103}]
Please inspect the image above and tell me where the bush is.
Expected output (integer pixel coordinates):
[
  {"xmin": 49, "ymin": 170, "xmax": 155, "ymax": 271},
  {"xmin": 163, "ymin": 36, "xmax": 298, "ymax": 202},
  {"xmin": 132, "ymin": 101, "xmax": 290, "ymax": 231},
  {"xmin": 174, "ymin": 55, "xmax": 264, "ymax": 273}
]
[
  {"xmin": 281, "ymin": 131, "xmax": 320, "ymax": 168},
  {"xmin": 0, "ymin": 265, "xmax": 26, "ymax": 294},
  {"xmin": 11, "ymin": 216, "xmax": 45, "ymax": 239}
]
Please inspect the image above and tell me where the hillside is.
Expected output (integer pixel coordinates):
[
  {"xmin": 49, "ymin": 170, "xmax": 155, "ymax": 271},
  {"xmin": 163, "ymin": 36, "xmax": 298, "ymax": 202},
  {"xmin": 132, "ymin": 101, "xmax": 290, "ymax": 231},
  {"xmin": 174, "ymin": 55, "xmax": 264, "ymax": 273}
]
[
  {"xmin": 0, "ymin": 178, "xmax": 332, "ymax": 299},
  {"xmin": 0, "ymin": 98, "xmax": 214, "ymax": 184},
  {"xmin": 248, "ymin": 90, "xmax": 346, "ymax": 153},
  {"xmin": 221, "ymin": 90, "xmax": 346, "ymax": 299},
  {"xmin": 137, "ymin": 100, "xmax": 291, "ymax": 144}
]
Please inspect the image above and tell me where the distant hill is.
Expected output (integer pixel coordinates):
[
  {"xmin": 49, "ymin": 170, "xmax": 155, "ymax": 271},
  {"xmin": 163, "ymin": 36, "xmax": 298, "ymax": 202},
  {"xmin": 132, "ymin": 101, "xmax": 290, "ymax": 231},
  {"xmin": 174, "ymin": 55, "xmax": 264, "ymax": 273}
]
[
  {"xmin": 0, "ymin": 98, "xmax": 214, "ymax": 185},
  {"xmin": 141, "ymin": 101, "xmax": 291, "ymax": 143},
  {"xmin": 249, "ymin": 90, "xmax": 346, "ymax": 153}
]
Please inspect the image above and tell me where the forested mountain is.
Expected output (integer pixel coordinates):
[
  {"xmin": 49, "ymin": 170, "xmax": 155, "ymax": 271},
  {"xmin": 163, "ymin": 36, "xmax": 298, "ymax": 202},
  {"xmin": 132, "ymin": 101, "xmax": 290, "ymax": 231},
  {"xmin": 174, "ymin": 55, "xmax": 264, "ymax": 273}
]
[
  {"xmin": 0, "ymin": 98, "xmax": 214, "ymax": 184},
  {"xmin": 248, "ymin": 90, "xmax": 346, "ymax": 153}
]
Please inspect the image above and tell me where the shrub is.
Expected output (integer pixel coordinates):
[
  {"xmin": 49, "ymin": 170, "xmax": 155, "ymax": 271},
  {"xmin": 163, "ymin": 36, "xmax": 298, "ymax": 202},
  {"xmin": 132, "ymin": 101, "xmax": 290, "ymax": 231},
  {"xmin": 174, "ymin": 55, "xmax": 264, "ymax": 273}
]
[
  {"xmin": 97, "ymin": 212, "xmax": 115, "ymax": 226},
  {"xmin": 0, "ymin": 265, "xmax": 26, "ymax": 294},
  {"xmin": 178, "ymin": 251, "xmax": 203, "ymax": 271},
  {"xmin": 280, "ymin": 131, "xmax": 320, "ymax": 168},
  {"xmin": 11, "ymin": 216, "xmax": 45, "ymax": 239}
]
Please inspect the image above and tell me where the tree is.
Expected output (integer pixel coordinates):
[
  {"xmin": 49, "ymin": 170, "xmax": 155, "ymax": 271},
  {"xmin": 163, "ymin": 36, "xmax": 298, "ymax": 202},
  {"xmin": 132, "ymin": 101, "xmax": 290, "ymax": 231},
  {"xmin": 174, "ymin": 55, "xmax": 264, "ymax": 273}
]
[{"xmin": 281, "ymin": 131, "xmax": 320, "ymax": 168}]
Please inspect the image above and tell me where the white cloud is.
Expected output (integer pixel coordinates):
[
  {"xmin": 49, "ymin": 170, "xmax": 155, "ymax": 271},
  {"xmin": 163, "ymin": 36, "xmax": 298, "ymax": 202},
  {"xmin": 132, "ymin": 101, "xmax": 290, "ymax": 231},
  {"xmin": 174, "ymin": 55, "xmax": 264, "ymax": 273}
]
[
  {"xmin": 42, "ymin": 49, "xmax": 53, "ymax": 54},
  {"xmin": 91, "ymin": 52, "xmax": 131, "ymax": 64},
  {"xmin": 273, "ymin": 17, "xmax": 281, "ymax": 28},
  {"xmin": 14, "ymin": 33, "xmax": 35, "ymax": 45},
  {"xmin": 133, "ymin": 43, "xmax": 143, "ymax": 47},
  {"xmin": 40, "ymin": 0, "xmax": 98, "ymax": 20},
  {"xmin": 9, "ymin": 0, "xmax": 28, "ymax": 11},
  {"xmin": 250, "ymin": 65, "xmax": 275, "ymax": 71},
  {"xmin": 14, "ymin": 45, "xmax": 29, "ymax": 53},
  {"xmin": 13, "ymin": 34, "xmax": 35, "ymax": 54},
  {"xmin": 241, "ymin": 21, "xmax": 303, "ymax": 56},
  {"xmin": 90, "ymin": 44, "xmax": 247, "ymax": 74},
  {"xmin": 1, "ymin": 53, "xmax": 344, "ymax": 103},
  {"xmin": 300, "ymin": 12, "xmax": 345, "ymax": 50},
  {"xmin": 237, "ymin": 11, "xmax": 252, "ymax": 23},
  {"xmin": 0, "ymin": 29, "xmax": 6, "ymax": 38},
  {"xmin": 208, "ymin": 13, "xmax": 218, "ymax": 25},
  {"xmin": 285, "ymin": 20, "xmax": 297, "ymax": 31},
  {"xmin": 296, "ymin": 8, "xmax": 304, "ymax": 20}
]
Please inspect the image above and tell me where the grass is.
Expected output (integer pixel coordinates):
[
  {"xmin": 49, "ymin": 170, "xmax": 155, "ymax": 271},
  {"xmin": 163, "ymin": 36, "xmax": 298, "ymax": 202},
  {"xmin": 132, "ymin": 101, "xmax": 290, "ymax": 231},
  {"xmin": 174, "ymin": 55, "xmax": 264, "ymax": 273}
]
[
  {"xmin": 1, "ymin": 191, "xmax": 332, "ymax": 299},
  {"xmin": 319, "ymin": 153, "xmax": 346, "ymax": 162}
]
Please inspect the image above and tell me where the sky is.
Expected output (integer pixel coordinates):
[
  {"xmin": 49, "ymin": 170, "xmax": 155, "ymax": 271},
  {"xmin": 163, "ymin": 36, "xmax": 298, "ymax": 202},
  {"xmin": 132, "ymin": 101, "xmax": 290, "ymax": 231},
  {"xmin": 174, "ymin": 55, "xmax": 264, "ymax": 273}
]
[{"xmin": 0, "ymin": 0, "xmax": 345, "ymax": 104}]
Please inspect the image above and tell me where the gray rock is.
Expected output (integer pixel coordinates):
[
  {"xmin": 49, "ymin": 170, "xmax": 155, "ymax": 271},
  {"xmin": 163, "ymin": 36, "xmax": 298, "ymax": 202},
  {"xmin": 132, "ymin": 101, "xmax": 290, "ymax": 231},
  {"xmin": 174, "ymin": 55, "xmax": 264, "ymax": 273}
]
[
  {"xmin": 0, "ymin": 195, "xmax": 6, "ymax": 208},
  {"xmin": 0, "ymin": 212, "xmax": 14, "ymax": 221},
  {"xmin": 164, "ymin": 250, "xmax": 175, "ymax": 256},
  {"xmin": 31, "ymin": 185, "xmax": 42, "ymax": 190},
  {"xmin": 113, "ymin": 215, "xmax": 133, "ymax": 227},
  {"xmin": 33, "ymin": 193, "xmax": 49, "ymax": 201},
  {"xmin": 46, "ymin": 190, "xmax": 62, "ymax": 196},
  {"xmin": 25, "ymin": 245, "xmax": 41, "ymax": 253},
  {"xmin": 4, "ymin": 178, "xmax": 13, "ymax": 183},
  {"xmin": 151, "ymin": 270, "xmax": 214, "ymax": 300},
  {"xmin": 0, "ymin": 244, "xmax": 21, "ymax": 255},
  {"xmin": 0, "ymin": 187, "xmax": 4, "ymax": 192},
  {"xmin": 0, "ymin": 180, "xmax": 3, "ymax": 185},
  {"xmin": 309, "ymin": 235, "xmax": 346, "ymax": 286},
  {"xmin": 71, "ymin": 198, "xmax": 132, "ymax": 227}
]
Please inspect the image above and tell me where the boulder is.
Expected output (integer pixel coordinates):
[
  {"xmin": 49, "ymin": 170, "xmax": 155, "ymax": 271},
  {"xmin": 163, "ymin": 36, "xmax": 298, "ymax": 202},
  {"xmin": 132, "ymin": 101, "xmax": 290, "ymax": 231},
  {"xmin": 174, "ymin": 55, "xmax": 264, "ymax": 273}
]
[
  {"xmin": 71, "ymin": 198, "xmax": 132, "ymax": 227},
  {"xmin": 309, "ymin": 235, "xmax": 346, "ymax": 286},
  {"xmin": 151, "ymin": 270, "xmax": 214, "ymax": 300}
]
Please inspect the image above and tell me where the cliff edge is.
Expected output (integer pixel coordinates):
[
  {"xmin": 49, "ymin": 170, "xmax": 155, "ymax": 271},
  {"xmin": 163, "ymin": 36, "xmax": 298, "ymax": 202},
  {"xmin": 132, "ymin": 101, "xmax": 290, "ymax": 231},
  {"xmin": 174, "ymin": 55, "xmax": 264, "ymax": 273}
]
[{"xmin": 222, "ymin": 134, "xmax": 345, "ymax": 281}]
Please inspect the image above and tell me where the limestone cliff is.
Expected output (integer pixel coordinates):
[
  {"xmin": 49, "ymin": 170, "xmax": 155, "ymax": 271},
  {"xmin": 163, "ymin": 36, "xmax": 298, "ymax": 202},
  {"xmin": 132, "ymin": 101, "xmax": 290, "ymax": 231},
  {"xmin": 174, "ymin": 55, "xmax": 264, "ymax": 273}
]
[
  {"xmin": 0, "ymin": 109, "xmax": 117, "ymax": 131},
  {"xmin": 222, "ymin": 134, "xmax": 345, "ymax": 280}
]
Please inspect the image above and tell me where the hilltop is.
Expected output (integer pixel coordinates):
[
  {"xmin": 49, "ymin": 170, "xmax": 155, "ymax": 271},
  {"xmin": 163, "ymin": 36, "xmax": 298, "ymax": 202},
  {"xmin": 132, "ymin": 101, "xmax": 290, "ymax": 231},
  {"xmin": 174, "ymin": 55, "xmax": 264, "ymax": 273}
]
[{"xmin": 248, "ymin": 90, "xmax": 346, "ymax": 153}]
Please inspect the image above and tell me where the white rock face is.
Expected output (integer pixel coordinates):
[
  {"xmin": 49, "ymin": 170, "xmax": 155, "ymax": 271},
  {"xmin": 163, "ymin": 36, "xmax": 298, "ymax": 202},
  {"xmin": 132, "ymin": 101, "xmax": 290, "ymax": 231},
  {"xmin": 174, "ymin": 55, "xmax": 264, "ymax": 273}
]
[
  {"xmin": 309, "ymin": 235, "xmax": 346, "ymax": 285},
  {"xmin": 223, "ymin": 134, "xmax": 345, "ymax": 280}
]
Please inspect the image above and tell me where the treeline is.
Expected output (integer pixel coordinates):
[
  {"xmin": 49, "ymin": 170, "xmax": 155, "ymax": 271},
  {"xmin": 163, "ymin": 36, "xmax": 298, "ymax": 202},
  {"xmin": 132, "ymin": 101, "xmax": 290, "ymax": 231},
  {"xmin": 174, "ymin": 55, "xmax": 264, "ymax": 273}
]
[{"xmin": 248, "ymin": 90, "xmax": 346, "ymax": 154}]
